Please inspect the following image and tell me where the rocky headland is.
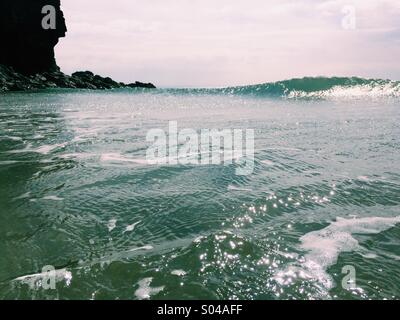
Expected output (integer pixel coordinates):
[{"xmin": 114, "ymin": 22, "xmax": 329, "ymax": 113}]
[{"xmin": 0, "ymin": 0, "xmax": 156, "ymax": 92}]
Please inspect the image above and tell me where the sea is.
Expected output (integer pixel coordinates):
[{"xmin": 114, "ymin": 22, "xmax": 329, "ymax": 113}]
[{"xmin": 0, "ymin": 77, "xmax": 399, "ymax": 299}]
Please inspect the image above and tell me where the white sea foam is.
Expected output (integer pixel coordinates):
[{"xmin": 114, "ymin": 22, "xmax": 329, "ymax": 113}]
[
  {"xmin": 42, "ymin": 195, "xmax": 64, "ymax": 201},
  {"xmin": 0, "ymin": 160, "xmax": 19, "ymax": 165},
  {"xmin": 264, "ymin": 147, "xmax": 302, "ymax": 152},
  {"xmin": 0, "ymin": 135, "xmax": 23, "ymax": 141},
  {"xmin": 288, "ymin": 83, "xmax": 400, "ymax": 99},
  {"xmin": 107, "ymin": 219, "xmax": 117, "ymax": 232},
  {"xmin": 76, "ymin": 245, "xmax": 154, "ymax": 269},
  {"xmin": 101, "ymin": 150, "xmax": 249, "ymax": 167},
  {"xmin": 383, "ymin": 253, "xmax": 400, "ymax": 260},
  {"xmin": 261, "ymin": 160, "xmax": 275, "ymax": 166},
  {"xmin": 227, "ymin": 185, "xmax": 253, "ymax": 192},
  {"xmin": 360, "ymin": 252, "xmax": 378, "ymax": 259},
  {"xmin": 13, "ymin": 192, "xmax": 31, "ymax": 200},
  {"xmin": 128, "ymin": 245, "xmax": 154, "ymax": 252},
  {"xmin": 34, "ymin": 143, "xmax": 67, "ymax": 155},
  {"xmin": 14, "ymin": 268, "xmax": 72, "ymax": 289},
  {"xmin": 275, "ymin": 216, "xmax": 400, "ymax": 294},
  {"xmin": 124, "ymin": 221, "xmax": 141, "ymax": 233},
  {"xmin": 7, "ymin": 143, "xmax": 67, "ymax": 155},
  {"xmin": 100, "ymin": 153, "xmax": 149, "ymax": 165},
  {"xmin": 134, "ymin": 277, "xmax": 164, "ymax": 300},
  {"xmin": 60, "ymin": 153, "xmax": 96, "ymax": 160},
  {"xmin": 171, "ymin": 270, "xmax": 187, "ymax": 277}
]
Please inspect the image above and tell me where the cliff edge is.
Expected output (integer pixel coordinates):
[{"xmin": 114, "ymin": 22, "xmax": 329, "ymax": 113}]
[{"xmin": 0, "ymin": 0, "xmax": 155, "ymax": 91}]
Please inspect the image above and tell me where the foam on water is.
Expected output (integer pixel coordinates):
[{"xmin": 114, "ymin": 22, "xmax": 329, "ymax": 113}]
[
  {"xmin": 60, "ymin": 153, "xmax": 97, "ymax": 160},
  {"xmin": 33, "ymin": 143, "xmax": 68, "ymax": 155},
  {"xmin": 216, "ymin": 77, "xmax": 400, "ymax": 99},
  {"xmin": 124, "ymin": 221, "xmax": 141, "ymax": 233},
  {"xmin": 171, "ymin": 270, "xmax": 187, "ymax": 277},
  {"xmin": 99, "ymin": 148, "xmax": 251, "ymax": 168},
  {"xmin": 261, "ymin": 160, "xmax": 275, "ymax": 166},
  {"xmin": 13, "ymin": 192, "xmax": 31, "ymax": 200},
  {"xmin": 134, "ymin": 277, "xmax": 164, "ymax": 300},
  {"xmin": 277, "ymin": 216, "xmax": 400, "ymax": 295},
  {"xmin": 75, "ymin": 245, "xmax": 154, "ymax": 270},
  {"xmin": 0, "ymin": 160, "xmax": 19, "ymax": 165},
  {"xmin": 227, "ymin": 185, "xmax": 253, "ymax": 192},
  {"xmin": 129, "ymin": 245, "xmax": 154, "ymax": 252},
  {"xmin": 107, "ymin": 219, "xmax": 117, "ymax": 232},
  {"xmin": 0, "ymin": 135, "xmax": 23, "ymax": 141},
  {"xmin": 288, "ymin": 83, "xmax": 400, "ymax": 99},
  {"xmin": 14, "ymin": 268, "xmax": 72, "ymax": 289},
  {"xmin": 7, "ymin": 142, "xmax": 67, "ymax": 155},
  {"xmin": 42, "ymin": 195, "xmax": 64, "ymax": 201},
  {"xmin": 100, "ymin": 153, "xmax": 149, "ymax": 165}
]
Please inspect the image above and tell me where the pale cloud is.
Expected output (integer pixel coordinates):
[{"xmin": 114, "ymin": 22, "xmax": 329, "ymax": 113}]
[{"xmin": 55, "ymin": 0, "xmax": 400, "ymax": 87}]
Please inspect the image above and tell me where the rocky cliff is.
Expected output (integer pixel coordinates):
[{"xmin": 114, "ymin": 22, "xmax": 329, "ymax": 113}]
[
  {"xmin": 0, "ymin": 0, "xmax": 155, "ymax": 91},
  {"xmin": 0, "ymin": 0, "xmax": 66, "ymax": 74}
]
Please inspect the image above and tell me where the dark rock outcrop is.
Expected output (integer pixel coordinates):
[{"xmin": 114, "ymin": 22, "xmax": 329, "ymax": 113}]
[
  {"xmin": 127, "ymin": 82, "xmax": 158, "ymax": 89},
  {"xmin": 69, "ymin": 71, "xmax": 155, "ymax": 90},
  {"xmin": 0, "ymin": 66, "xmax": 156, "ymax": 91},
  {"xmin": 0, "ymin": 0, "xmax": 66, "ymax": 75},
  {"xmin": 0, "ymin": 0, "xmax": 156, "ymax": 92}
]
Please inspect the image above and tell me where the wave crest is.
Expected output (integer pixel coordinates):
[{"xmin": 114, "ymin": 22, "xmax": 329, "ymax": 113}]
[{"xmin": 221, "ymin": 77, "xmax": 400, "ymax": 99}]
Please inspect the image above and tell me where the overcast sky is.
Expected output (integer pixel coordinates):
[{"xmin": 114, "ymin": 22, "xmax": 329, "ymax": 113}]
[{"xmin": 55, "ymin": 0, "xmax": 400, "ymax": 87}]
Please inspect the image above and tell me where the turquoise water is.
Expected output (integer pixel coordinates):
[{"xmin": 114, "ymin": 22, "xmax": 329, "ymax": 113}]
[{"xmin": 1, "ymin": 78, "xmax": 400, "ymax": 300}]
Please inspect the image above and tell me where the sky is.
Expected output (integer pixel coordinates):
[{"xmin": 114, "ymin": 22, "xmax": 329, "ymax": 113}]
[{"xmin": 56, "ymin": 0, "xmax": 400, "ymax": 87}]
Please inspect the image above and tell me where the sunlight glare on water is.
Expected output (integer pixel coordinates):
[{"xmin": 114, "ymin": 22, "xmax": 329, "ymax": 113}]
[{"xmin": 0, "ymin": 88, "xmax": 400, "ymax": 300}]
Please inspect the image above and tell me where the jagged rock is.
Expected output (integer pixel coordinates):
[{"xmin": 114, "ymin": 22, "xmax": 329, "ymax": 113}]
[
  {"xmin": 70, "ymin": 71, "xmax": 123, "ymax": 89},
  {"xmin": 127, "ymin": 82, "xmax": 157, "ymax": 89},
  {"xmin": 0, "ymin": 1, "xmax": 156, "ymax": 92},
  {"xmin": 0, "ymin": 65, "xmax": 157, "ymax": 92},
  {"xmin": 0, "ymin": 0, "xmax": 66, "ymax": 75}
]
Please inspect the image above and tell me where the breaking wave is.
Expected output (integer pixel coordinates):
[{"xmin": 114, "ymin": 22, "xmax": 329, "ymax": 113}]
[{"xmin": 168, "ymin": 77, "xmax": 400, "ymax": 99}]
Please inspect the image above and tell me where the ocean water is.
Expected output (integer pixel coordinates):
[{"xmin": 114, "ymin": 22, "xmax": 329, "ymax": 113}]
[{"xmin": 0, "ymin": 78, "xmax": 400, "ymax": 300}]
